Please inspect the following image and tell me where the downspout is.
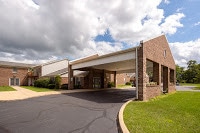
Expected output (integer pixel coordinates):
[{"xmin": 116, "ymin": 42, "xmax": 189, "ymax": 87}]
[{"xmin": 135, "ymin": 47, "xmax": 139, "ymax": 100}]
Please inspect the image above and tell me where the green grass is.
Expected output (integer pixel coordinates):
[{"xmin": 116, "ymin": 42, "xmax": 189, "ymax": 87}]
[
  {"xmin": 117, "ymin": 84, "xmax": 132, "ymax": 88},
  {"xmin": 0, "ymin": 86, "xmax": 16, "ymax": 91},
  {"xmin": 180, "ymin": 83, "xmax": 200, "ymax": 90},
  {"xmin": 22, "ymin": 86, "xmax": 55, "ymax": 92},
  {"xmin": 124, "ymin": 92, "xmax": 200, "ymax": 133}
]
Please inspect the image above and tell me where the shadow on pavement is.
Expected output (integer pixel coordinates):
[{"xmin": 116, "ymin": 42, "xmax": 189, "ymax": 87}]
[{"xmin": 64, "ymin": 89, "xmax": 136, "ymax": 103}]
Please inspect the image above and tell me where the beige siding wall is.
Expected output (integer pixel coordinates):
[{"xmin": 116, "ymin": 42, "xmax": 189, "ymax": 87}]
[{"xmin": 42, "ymin": 59, "xmax": 68, "ymax": 76}]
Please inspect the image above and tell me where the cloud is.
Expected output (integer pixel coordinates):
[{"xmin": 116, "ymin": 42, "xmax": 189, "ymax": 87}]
[
  {"xmin": 163, "ymin": 0, "xmax": 170, "ymax": 4},
  {"xmin": 176, "ymin": 8, "xmax": 184, "ymax": 12},
  {"xmin": 170, "ymin": 39, "xmax": 200, "ymax": 67},
  {"xmin": 194, "ymin": 22, "xmax": 200, "ymax": 26},
  {"xmin": 0, "ymin": 0, "xmax": 185, "ymax": 64},
  {"xmin": 161, "ymin": 13, "xmax": 185, "ymax": 35}
]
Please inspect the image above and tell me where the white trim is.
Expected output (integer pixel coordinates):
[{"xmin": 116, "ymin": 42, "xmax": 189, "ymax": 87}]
[
  {"xmin": 72, "ymin": 50, "xmax": 136, "ymax": 70},
  {"xmin": 9, "ymin": 77, "xmax": 20, "ymax": 86}
]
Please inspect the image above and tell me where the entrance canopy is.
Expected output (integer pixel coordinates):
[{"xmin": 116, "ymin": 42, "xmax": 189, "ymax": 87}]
[
  {"xmin": 68, "ymin": 35, "xmax": 176, "ymax": 101},
  {"xmin": 70, "ymin": 48, "xmax": 136, "ymax": 73}
]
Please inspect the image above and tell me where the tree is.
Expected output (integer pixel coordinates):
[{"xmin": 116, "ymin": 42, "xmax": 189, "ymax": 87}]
[
  {"xmin": 176, "ymin": 65, "xmax": 185, "ymax": 83},
  {"xmin": 55, "ymin": 75, "xmax": 61, "ymax": 89},
  {"xmin": 185, "ymin": 60, "xmax": 198, "ymax": 83},
  {"xmin": 194, "ymin": 64, "xmax": 200, "ymax": 83}
]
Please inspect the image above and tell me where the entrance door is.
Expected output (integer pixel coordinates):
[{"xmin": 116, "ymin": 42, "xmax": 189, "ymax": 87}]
[
  {"xmin": 93, "ymin": 77, "xmax": 101, "ymax": 89},
  {"xmin": 10, "ymin": 78, "xmax": 20, "ymax": 86}
]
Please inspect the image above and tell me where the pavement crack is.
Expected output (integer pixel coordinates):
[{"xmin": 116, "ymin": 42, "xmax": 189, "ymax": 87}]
[
  {"xmin": 1, "ymin": 106, "xmax": 58, "ymax": 127},
  {"xmin": 68, "ymin": 114, "xmax": 104, "ymax": 133}
]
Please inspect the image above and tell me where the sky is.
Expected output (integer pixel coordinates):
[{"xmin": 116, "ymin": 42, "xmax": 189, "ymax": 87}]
[{"xmin": 0, "ymin": 0, "xmax": 199, "ymax": 67}]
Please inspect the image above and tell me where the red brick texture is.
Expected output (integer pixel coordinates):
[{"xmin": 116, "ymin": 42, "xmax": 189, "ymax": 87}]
[
  {"xmin": 61, "ymin": 77, "xmax": 68, "ymax": 85},
  {"xmin": 0, "ymin": 67, "xmax": 29, "ymax": 86},
  {"xmin": 116, "ymin": 74, "xmax": 131, "ymax": 85},
  {"xmin": 138, "ymin": 35, "xmax": 176, "ymax": 101}
]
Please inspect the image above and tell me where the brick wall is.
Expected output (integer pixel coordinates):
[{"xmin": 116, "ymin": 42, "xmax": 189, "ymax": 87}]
[
  {"xmin": 138, "ymin": 35, "xmax": 176, "ymax": 101},
  {"xmin": 146, "ymin": 86, "xmax": 162, "ymax": 99},
  {"xmin": 0, "ymin": 67, "xmax": 28, "ymax": 86},
  {"xmin": 116, "ymin": 74, "xmax": 131, "ymax": 85},
  {"xmin": 61, "ymin": 77, "xmax": 68, "ymax": 84},
  {"xmin": 143, "ymin": 35, "xmax": 175, "ymax": 69}
]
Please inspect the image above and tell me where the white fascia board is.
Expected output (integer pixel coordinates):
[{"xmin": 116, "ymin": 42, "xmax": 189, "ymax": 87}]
[{"xmin": 72, "ymin": 50, "xmax": 136, "ymax": 70}]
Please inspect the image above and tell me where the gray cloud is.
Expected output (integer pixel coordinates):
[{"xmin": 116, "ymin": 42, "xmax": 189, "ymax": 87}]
[{"xmin": 0, "ymin": 0, "xmax": 185, "ymax": 64}]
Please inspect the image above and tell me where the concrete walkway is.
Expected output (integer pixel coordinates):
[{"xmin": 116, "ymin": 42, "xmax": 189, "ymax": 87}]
[{"xmin": 0, "ymin": 86, "xmax": 104, "ymax": 101}]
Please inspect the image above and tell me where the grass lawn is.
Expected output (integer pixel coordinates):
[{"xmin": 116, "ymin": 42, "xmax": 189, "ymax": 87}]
[
  {"xmin": 124, "ymin": 92, "xmax": 200, "ymax": 133},
  {"xmin": 117, "ymin": 84, "xmax": 132, "ymax": 88},
  {"xmin": 22, "ymin": 86, "xmax": 55, "ymax": 92},
  {"xmin": 0, "ymin": 86, "xmax": 16, "ymax": 91},
  {"xmin": 180, "ymin": 83, "xmax": 200, "ymax": 90}
]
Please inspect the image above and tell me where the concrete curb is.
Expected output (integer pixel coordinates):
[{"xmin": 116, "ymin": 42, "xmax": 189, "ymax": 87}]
[{"xmin": 118, "ymin": 100, "xmax": 133, "ymax": 133}]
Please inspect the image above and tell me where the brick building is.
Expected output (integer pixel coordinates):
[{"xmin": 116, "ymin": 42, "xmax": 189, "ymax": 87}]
[
  {"xmin": 0, "ymin": 35, "xmax": 176, "ymax": 101},
  {"xmin": 68, "ymin": 34, "xmax": 176, "ymax": 101},
  {"xmin": 0, "ymin": 61, "xmax": 34, "ymax": 86},
  {"xmin": 0, "ymin": 59, "xmax": 69, "ymax": 86}
]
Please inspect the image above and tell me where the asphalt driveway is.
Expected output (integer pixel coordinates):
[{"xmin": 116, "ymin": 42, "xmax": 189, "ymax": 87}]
[{"xmin": 0, "ymin": 88, "xmax": 135, "ymax": 133}]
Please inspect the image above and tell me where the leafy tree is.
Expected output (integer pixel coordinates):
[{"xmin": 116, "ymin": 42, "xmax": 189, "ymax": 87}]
[
  {"xmin": 185, "ymin": 60, "xmax": 198, "ymax": 83},
  {"xmin": 194, "ymin": 64, "xmax": 200, "ymax": 83},
  {"xmin": 176, "ymin": 65, "xmax": 185, "ymax": 83},
  {"xmin": 55, "ymin": 75, "xmax": 61, "ymax": 89}
]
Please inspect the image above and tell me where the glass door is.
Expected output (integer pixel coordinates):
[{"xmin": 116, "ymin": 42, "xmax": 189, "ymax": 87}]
[
  {"xmin": 93, "ymin": 77, "xmax": 101, "ymax": 89},
  {"xmin": 10, "ymin": 78, "xmax": 20, "ymax": 86}
]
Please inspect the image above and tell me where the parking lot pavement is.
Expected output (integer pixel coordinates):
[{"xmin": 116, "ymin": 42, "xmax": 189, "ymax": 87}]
[
  {"xmin": 176, "ymin": 86, "xmax": 200, "ymax": 91},
  {"xmin": 0, "ymin": 88, "xmax": 136, "ymax": 133}
]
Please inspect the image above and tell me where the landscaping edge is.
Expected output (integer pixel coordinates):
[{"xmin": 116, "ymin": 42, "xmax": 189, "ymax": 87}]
[{"xmin": 118, "ymin": 100, "xmax": 133, "ymax": 133}]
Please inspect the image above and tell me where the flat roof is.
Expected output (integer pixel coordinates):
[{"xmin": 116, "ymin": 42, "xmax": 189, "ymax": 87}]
[
  {"xmin": 0, "ymin": 61, "xmax": 35, "ymax": 68},
  {"xmin": 70, "ymin": 47, "xmax": 137, "ymax": 65}
]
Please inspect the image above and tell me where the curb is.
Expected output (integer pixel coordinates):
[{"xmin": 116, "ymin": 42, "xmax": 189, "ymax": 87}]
[{"xmin": 118, "ymin": 100, "xmax": 133, "ymax": 133}]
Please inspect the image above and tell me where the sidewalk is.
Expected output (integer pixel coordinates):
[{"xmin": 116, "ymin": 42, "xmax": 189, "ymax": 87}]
[{"xmin": 0, "ymin": 86, "xmax": 105, "ymax": 101}]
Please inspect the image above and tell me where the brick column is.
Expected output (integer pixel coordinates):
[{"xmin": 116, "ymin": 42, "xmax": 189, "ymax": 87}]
[
  {"xmin": 103, "ymin": 70, "xmax": 107, "ymax": 88},
  {"xmin": 137, "ymin": 42, "xmax": 147, "ymax": 101},
  {"xmin": 163, "ymin": 66, "xmax": 168, "ymax": 92},
  {"xmin": 114, "ymin": 71, "xmax": 117, "ymax": 88},
  {"xmin": 68, "ymin": 65, "xmax": 74, "ymax": 89},
  {"xmin": 88, "ymin": 69, "xmax": 93, "ymax": 89}
]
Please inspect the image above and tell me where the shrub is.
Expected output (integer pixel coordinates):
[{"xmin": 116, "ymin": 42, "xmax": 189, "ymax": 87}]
[
  {"xmin": 74, "ymin": 84, "xmax": 81, "ymax": 89},
  {"xmin": 48, "ymin": 84, "xmax": 55, "ymax": 89},
  {"xmin": 61, "ymin": 84, "xmax": 68, "ymax": 90},
  {"xmin": 125, "ymin": 82, "xmax": 132, "ymax": 85},
  {"xmin": 107, "ymin": 82, "xmax": 115, "ymax": 88},
  {"xmin": 34, "ymin": 78, "xmax": 50, "ymax": 88},
  {"xmin": 55, "ymin": 75, "xmax": 61, "ymax": 89}
]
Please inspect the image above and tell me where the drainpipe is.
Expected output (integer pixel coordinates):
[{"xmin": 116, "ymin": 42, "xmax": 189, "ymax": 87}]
[{"xmin": 135, "ymin": 47, "xmax": 139, "ymax": 100}]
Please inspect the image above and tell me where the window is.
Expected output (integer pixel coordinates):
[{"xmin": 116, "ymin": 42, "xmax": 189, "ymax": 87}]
[
  {"xmin": 146, "ymin": 59, "xmax": 159, "ymax": 86},
  {"xmin": 13, "ymin": 68, "xmax": 18, "ymax": 73},
  {"xmin": 164, "ymin": 50, "xmax": 167, "ymax": 58}
]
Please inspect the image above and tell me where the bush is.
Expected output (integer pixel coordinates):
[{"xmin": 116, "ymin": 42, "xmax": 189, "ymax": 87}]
[
  {"xmin": 55, "ymin": 75, "xmax": 61, "ymax": 89},
  {"xmin": 125, "ymin": 82, "xmax": 132, "ymax": 85},
  {"xmin": 74, "ymin": 84, "xmax": 81, "ymax": 89},
  {"xmin": 48, "ymin": 84, "xmax": 55, "ymax": 89},
  {"xmin": 61, "ymin": 84, "xmax": 68, "ymax": 90},
  {"xmin": 34, "ymin": 78, "xmax": 50, "ymax": 88},
  {"xmin": 107, "ymin": 82, "xmax": 115, "ymax": 88}
]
